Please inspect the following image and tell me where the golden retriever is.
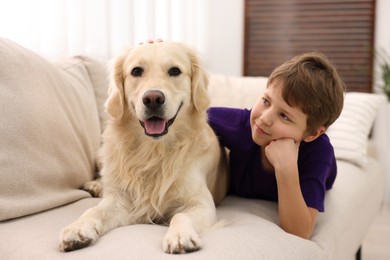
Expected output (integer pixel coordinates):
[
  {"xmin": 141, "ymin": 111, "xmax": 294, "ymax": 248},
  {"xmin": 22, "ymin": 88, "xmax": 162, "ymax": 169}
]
[{"xmin": 59, "ymin": 41, "xmax": 228, "ymax": 254}]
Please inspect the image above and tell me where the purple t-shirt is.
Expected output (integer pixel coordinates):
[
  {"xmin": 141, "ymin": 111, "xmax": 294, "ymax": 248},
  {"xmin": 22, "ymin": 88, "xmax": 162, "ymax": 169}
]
[{"xmin": 208, "ymin": 107, "xmax": 337, "ymax": 212}]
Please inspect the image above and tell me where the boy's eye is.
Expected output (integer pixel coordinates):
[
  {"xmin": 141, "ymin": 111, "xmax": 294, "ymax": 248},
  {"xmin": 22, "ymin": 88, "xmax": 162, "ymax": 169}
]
[
  {"xmin": 262, "ymin": 97, "xmax": 270, "ymax": 106},
  {"xmin": 280, "ymin": 113, "xmax": 290, "ymax": 121}
]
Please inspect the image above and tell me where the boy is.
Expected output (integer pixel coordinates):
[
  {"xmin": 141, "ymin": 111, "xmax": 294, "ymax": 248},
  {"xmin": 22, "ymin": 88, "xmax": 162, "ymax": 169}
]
[{"xmin": 208, "ymin": 52, "xmax": 345, "ymax": 239}]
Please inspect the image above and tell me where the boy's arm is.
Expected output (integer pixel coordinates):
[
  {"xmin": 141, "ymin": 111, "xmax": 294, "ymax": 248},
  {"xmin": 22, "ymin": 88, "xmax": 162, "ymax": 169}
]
[
  {"xmin": 265, "ymin": 138, "xmax": 318, "ymax": 239},
  {"xmin": 275, "ymin": 163, "xmax": 318, "ymax": 239},
  {"xmin": 207, "ymin": 107, "xmax": 252, "ymax": 150}
]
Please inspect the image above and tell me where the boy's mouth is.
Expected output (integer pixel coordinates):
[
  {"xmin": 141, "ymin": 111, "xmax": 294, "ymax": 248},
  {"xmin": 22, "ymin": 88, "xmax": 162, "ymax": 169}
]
[{"xmin": 256, "ymin": 124, "xmax": 270, "ymax": 136}]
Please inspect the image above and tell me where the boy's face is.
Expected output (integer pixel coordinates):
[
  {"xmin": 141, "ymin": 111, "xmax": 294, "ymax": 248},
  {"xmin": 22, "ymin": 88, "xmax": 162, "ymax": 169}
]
[{"xmin": 250, "ymin": 82, "xmax": 317, "ymax": 147}]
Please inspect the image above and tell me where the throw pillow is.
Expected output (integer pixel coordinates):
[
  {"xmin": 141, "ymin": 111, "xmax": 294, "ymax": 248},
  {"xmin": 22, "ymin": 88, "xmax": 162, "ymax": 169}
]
[
  {"xmin": 71, "ymin": 56, "xmax": 109, "ymax": 132},
  {"xmin": 0, "ymin": 38, "xmax": 101, "ymax": 221},
  {"xmin": 326, "ymin": 92, "xmax": 386, "ymax": 167}
]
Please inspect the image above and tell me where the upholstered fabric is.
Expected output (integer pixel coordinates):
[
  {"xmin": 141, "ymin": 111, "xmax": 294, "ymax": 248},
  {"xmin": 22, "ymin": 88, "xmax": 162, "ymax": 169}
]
[
  {"xmin": 313, "ymin": 159, "xmax": 384, "ymax": 260},
  {"xmin": 0, "ymin": 38, "xmax": 101, "ymax": 221},
  {"xmin": 208, "ymin": 73, "xmax": 268, "ymax": 109},
  {"xmin": 70, "ymin": 56, "xmax": 109, "ymax": 132},
  {"xmin": 0, "ymin": 156, "xmax": 383, "ymax": 260},
  {"xmin": 326, "ymin": 92, "xmax": 386, "ymax": 167},
  {"xmin": 0, "ymin": 198, "xmax": 325, "ymax": 260}
]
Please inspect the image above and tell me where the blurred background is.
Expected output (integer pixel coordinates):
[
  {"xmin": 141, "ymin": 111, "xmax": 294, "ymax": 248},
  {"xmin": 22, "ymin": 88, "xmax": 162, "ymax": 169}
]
[
  {"xmin": 0, "ymin": 0, "xmax": 389, "ymax": 92},
  {"xmin": 0, "ymin": 0, "xmax": 243, "ymax": 77}
]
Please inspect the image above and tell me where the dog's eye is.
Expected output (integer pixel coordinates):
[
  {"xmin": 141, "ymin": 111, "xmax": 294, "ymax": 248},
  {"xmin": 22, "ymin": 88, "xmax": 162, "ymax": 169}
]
[
  {"xmin": 168, "ymin": 67, "xmax": 181, "ymax": 77},
  {"xmin": 131, "ymin": 67, "xmax": 144, "ymax": 77}
]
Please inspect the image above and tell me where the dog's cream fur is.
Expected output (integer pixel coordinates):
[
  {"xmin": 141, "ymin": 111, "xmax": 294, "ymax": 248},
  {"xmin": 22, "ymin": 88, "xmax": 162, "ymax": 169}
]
[{"xmin": 59, "ymin": 42, "xmax": 228, "ymax": 254}]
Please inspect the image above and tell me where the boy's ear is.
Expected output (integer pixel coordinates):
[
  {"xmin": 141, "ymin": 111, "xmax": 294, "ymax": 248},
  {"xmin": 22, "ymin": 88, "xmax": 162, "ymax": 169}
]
[{"xmin": 304, "ymin": 126, "xmax": 326, "ymax": 142}]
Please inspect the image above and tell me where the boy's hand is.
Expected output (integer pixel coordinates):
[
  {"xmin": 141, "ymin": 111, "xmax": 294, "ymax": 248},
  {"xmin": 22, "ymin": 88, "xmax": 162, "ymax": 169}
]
[{"xmin": 265, "ymin": 138, "xmax": 299, "ymax": 171}]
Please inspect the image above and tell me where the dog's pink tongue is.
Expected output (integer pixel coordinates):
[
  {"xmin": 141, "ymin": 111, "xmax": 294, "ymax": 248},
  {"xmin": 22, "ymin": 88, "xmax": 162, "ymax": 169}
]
[{"xmin": 144, "ymin": 118, "xmax": 166, "ymax": 134}]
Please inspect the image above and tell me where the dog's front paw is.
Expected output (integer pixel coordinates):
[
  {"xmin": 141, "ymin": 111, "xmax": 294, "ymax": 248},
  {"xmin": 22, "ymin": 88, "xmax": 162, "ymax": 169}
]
[
  {"xmin": 81, "ymin": 179, "xmax": 103, "ymax": 197},
  {"xmin": 59, "ymin": 221, "xmax": 99, "ymax": 252},
  {"xmin": 163, "ymin": 227, "xmax": 201, "ymax": 254}
]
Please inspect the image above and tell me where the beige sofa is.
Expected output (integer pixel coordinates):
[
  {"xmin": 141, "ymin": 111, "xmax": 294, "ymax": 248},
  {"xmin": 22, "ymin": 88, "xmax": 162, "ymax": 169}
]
[{"xmin": 0, "ymin": 37, "xmax": 387, "ymax": 260}]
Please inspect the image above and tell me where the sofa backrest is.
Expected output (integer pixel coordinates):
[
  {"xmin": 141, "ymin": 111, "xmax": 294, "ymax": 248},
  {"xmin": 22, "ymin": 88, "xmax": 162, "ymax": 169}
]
[{"xmin": 208, "ymin": 73, "xmax": 267, "ymax": 109}]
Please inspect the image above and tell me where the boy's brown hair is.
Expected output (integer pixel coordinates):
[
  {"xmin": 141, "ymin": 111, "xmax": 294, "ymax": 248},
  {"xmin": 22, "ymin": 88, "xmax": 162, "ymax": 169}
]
[{"xmin": 267, "ymin": 52, "xmax": 346, "ymax": 135}]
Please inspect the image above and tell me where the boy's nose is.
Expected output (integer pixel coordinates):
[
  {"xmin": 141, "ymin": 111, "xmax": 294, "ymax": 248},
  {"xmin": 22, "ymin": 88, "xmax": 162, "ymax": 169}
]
[{"xmin": 260, "ymin": 110, "xmax": 273, "ymax": 126}]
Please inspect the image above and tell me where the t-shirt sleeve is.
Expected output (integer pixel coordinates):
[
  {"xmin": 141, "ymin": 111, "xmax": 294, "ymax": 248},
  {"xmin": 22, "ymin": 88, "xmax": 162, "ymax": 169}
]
[
  {"xmin": 207, "ymin": 107, "xmax": 253, "ymax": 150},
  {"xmin": 298, "ymin": 134, "xmax": 337, "ymax": 212}
]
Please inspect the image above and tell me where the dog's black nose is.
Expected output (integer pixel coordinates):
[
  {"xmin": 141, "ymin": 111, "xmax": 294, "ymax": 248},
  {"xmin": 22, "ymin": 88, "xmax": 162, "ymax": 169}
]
[{"xmin": 142, "ymin": 90, "xmax": 165, "ymax": 109}]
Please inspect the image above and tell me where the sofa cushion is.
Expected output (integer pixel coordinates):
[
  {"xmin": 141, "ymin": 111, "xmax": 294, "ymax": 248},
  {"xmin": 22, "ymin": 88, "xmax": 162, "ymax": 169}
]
[
  {"xmin": 326, "ymin": 92, "xmax": 386, "ymax": 167},
  {"xmin": 72, "ymin": 56, "xmax": 109, "ymax": 132},
  {"xmin": 313, "ymin": 158, "xmax": 384, "ymax": 259},
  {"xmin": 0, "ymin": 197, "xmax": 325, "ymax": 260},
  {"xmin": 0, "ymin": 38, "xmax": 101, "ymax": 221}
]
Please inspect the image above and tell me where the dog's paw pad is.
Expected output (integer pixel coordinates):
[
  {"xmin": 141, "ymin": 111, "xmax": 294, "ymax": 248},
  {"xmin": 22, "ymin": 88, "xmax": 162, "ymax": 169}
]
[
  {"xmin": 163, "ymin": 230, "xmax": 201, "ymax": 254},
  {"xmin": 60, "ymin": 236, "xmax": 93, "ymax": 252},
  {"xmin": 59, "ymin": 222, "xmax": 99, "ymax": 252}
]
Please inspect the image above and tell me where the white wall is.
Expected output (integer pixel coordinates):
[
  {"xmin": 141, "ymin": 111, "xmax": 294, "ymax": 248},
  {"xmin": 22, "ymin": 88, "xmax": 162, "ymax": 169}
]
[{"xmin": 205, "ymin": 0, "xmax": 244, "ymax": 76}]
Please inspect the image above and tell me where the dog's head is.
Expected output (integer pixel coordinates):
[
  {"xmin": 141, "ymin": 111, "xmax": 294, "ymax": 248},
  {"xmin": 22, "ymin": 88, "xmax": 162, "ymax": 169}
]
[{"xmin": 105, "ymin": 41, "xmax": 210, "ymax": 139}]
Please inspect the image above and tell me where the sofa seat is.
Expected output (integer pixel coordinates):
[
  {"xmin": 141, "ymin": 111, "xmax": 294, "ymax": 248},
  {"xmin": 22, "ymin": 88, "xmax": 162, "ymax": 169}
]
[{"xmin": 0, "ymin": 157, "xmax": 383, "ymax": 260}]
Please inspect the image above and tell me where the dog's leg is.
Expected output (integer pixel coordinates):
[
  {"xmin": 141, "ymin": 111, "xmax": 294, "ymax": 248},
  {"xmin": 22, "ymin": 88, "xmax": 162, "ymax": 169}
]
[
  {"xmin": 81, "ymin": 158, "xmax": 104, "ymax": 197},
  {"xmin": 59, "ymin": 195, "xmax": 130, "ymax": 252},
  {"xmin": 163, "ymin": 190, "xmax": 216, "ymax": 254}
]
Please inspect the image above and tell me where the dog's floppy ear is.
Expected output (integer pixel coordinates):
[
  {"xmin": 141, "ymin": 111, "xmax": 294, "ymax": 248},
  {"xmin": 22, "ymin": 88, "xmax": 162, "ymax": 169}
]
[
  {"xmin": 189, "ymin": 49, "xmax": 210, "ymax": 112},
  {"xmin": 105, "ymin": 51, "xmax": 128, "ymax": 120}
]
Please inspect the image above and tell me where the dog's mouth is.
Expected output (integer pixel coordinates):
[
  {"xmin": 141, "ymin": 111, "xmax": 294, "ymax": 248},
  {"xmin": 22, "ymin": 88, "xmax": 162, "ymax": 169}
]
[{"xmin": 139, "ymin": 103, "xmax": 183, "ymax": 138}]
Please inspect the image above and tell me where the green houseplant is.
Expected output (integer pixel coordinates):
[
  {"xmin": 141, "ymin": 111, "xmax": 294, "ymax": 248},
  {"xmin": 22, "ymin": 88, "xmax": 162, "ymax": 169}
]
[{"xmin": 377, "ymin": 48, "xmax": 390, "ymax": 101}]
